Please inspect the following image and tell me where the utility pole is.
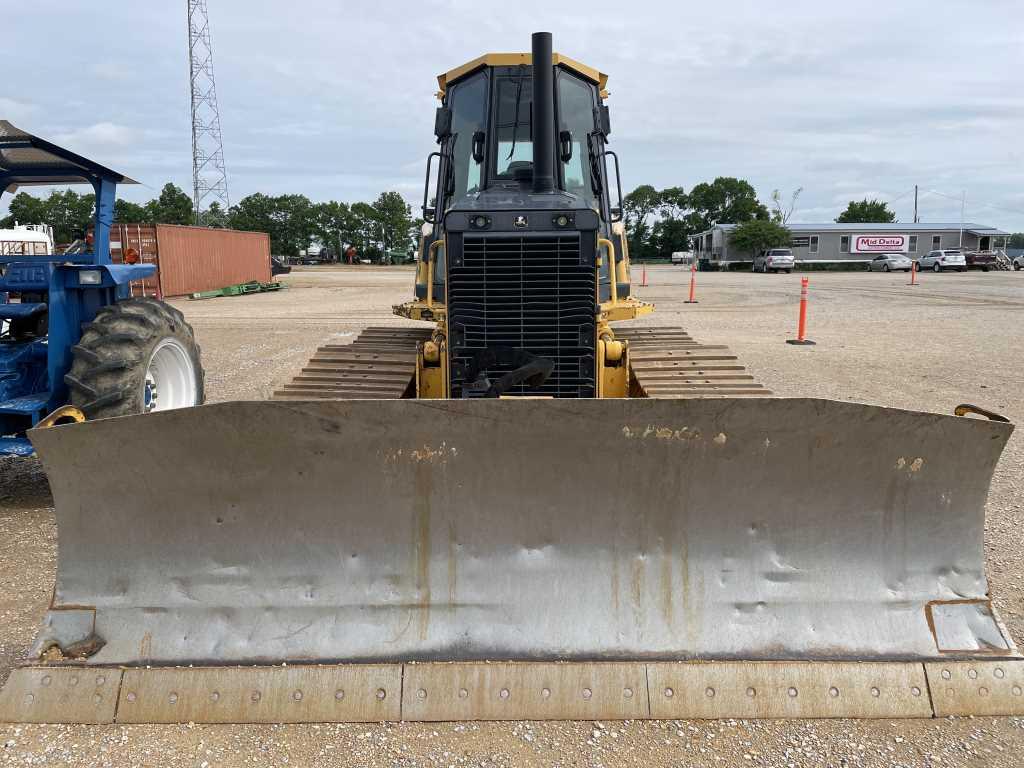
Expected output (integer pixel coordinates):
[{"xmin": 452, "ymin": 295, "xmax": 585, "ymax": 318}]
[
  {"xmin": 188, "ymin": 0, "xmax": 230, "ymax": 225},
  {"xmin": 913, "ymin": 185, "xmax": 918, "ymax": 224},
  {"xmin": 959, "ymin": 190, "xmax": 965, "ymax": 248}
]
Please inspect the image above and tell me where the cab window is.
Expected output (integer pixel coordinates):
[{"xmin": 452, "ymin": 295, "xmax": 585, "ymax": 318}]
[
  {"xmin": 556, "ymin": 71, "xmax": 598, "ymax": 206},
  {"xmin": 492, "ymin": 72, "xmax": 533, "ymax": 180},
  {"xmin": 446, "ymin": 72, "xmax": 489, "ymax": 201}
]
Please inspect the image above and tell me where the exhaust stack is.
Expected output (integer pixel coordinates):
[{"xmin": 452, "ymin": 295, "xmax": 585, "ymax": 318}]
[{"xmin": 531, "ymin": 32, "xmax": 555, "ymax": 193}]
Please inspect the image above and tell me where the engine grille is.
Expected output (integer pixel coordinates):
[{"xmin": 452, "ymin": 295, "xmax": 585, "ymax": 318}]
[{"xmin": 448, "ymin": 233, "xmax": 596, "ymax": 398}]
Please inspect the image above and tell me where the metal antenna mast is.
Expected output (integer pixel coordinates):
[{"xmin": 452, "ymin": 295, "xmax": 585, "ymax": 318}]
[{"xmin": 188, "ymin": 0, "xmax": 229, "ymax": 224}]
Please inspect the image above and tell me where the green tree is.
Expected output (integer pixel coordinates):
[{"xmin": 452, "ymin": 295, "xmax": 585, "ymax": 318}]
[
  {"xmin": 622, "ymin": 184, "xmax": 661, "ymax": 260},
  {"xmin": 44, "ymin": 189, "xmax": 96, "ymax": 243},
  {"xmin": 729, "ymin": 219, "xmax": 791, "ymax": 259},
  {"xmin": 0, "ymin": 189, "xmax": 93, "ymax": 242},
  {"xmin": 685, "ymin": 177, "xmax": 769, "ymax": 233},
  {"xmin": 372, "ymin": 192, "xmax": 414, "ymax": 261},
  {"xmin": 350, "ymin": 201, "xmax": 380, "ymax": 257},
  {"xmin": 227, "ymin": 193, "xmax": 275, "ymax": 233},
  {"xmin": 1007, "ymin": 233, "xmax": 1024, "ymax": 249},
  {"xmin": 202, "ymin": 201, "xmax": 229, "ymax": 228},
  {"xmin": 650, "ymin": 218, "xmax": 691, "ymax": 258},
  {"xmin": 1, "ymin": 192, "xmax": 49, "ymax": 228},
  {"xmin": 113, "ymin": 199, "xmax": 148, "ymax": 223},
  {"xmin": 835, "ymin": 198, "xmax": 897, "ymax": 223},
  {"xmin": 649, "ymin": 186, "xmax": 691, "ymax": 257},
  {"xmin": 227, "ymin": 193, "xmax": 316, "ymax": 256},
  {"xmin": 312, "ymin": 201, "xmax": 355, "ymax": 258},
  {"xmin": 146, "ymin": 183, "xmax": 194, "ymax": 225},
  {"xmin": 274, "ymin": 194, "xmax": 316, "ymax": 256}
]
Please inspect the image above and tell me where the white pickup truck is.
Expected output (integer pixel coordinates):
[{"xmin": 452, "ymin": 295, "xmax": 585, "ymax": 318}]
[{"xmin": 671, "ymin": 251, "xmax": 694, "ymax": 266}]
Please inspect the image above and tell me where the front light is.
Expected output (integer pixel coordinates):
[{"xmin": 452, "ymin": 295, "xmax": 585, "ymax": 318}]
[{"xmin": 79, "ymin": 269, "xmax": 102, "ymax": 285}]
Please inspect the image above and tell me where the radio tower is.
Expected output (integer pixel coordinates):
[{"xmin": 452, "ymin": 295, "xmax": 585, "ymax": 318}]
[{"xmin": 188, "ymin": 0, "xmax": 229, "ymax": 224}]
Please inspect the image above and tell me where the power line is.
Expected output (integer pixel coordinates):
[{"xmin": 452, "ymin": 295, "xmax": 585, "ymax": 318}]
[{"xmin": 924, "ymin": 189, "xmax": 1024, "ymax": 218}]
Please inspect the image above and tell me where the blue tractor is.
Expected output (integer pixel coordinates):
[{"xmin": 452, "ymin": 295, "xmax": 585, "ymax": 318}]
[{"xmin": 0, "ymin": 121, "xmax": 204, "ymax": 456}]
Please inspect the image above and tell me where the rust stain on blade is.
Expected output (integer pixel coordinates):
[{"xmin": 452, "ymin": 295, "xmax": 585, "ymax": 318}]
[
  {"xmin": 447, "ymin": 521, "xmax": 457, "ymax": 608},
  {"xmin": 413, "ymin": 461, "xmax": 432, "ymax": 642}
]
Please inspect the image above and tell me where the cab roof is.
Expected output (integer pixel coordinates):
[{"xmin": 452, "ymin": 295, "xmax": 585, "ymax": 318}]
[{"xmin": 437, "ymin": 53, "xmax": 608, "ymax": 99}]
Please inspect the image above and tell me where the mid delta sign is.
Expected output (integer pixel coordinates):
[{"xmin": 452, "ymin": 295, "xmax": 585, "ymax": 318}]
[{"xmin": 851, "ymin": 234, "xmax": 908, "ymax": 253}]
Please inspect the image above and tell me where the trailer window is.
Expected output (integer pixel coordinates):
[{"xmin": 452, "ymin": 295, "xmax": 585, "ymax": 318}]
[
  {"xmin": 840, "ymin": 236, "xmax": 849, "ymax": 253},
  {"xmin": 447, "ymin": 72, "xmax": 488, "ymax": 199}
]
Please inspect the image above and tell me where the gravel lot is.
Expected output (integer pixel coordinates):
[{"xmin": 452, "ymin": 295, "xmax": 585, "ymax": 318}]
[{"xmin": 2, "ymin": 264, "xmax": 1023, "ymax": 766}]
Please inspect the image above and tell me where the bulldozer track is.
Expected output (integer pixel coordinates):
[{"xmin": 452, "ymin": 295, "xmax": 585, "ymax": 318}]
[
  {"xmin": 616, "ymin": 326, "xmax": 772, "ymax": 398},
  {"xmin": 273, "ymin": 325, "xmax": 769, "ymax": 400},
  {"xmin": 272, "ymin": 326, "xmax": 429, "ymax": 400}
]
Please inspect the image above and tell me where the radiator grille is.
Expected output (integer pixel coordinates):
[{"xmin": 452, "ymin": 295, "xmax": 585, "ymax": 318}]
[{"xmin": 448, "ymin": 233, "xmax": 596, "ymax": 398}]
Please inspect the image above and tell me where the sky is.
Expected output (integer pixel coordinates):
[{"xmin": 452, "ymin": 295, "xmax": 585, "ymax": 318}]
[{"xmin": 5, "ymin": 0, "xmax": 1024, "ymax": 230}]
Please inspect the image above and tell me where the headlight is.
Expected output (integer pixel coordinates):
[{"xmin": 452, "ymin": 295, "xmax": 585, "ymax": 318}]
[{"xmin": 78, "ymin": 270, "xmax": 102, "ymax": 285}]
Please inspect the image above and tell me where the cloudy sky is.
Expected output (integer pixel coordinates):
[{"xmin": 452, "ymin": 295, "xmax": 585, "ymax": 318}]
[{"xmin": 5, "ymin": 0, "xmax": 1023, "ymax": 229}]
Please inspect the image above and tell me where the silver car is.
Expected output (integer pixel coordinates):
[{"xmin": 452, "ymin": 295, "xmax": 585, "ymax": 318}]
[
  {"xmin": 867, "ymin": 253, "xmax": 913, "ymax": 272},
  {"xmin": 917, "ymin": 249, "xmax": 967, "ymax": 273},
  {"xmin": 752, "ymin": 248, "xmax": 794, "ymax": 273},
  {"xmin": 1013, "ymin": 254, "xmax": 1024, "ymax": 271}
]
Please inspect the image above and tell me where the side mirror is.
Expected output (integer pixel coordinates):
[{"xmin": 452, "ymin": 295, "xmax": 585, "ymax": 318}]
[
  {"xmin": 434, "ymin": 107, "xmax": 452, "ymax": 139},
  {"xmin": 472, "ymin": 131, "xmax": 485, "ymax": 164},
  {"xmin": 422, "ymin": 151, "xmax": 442, "ymax": 223},
  {"xmin": 559, "ymin": 130, "xmax": 573, "ymax": 163}
]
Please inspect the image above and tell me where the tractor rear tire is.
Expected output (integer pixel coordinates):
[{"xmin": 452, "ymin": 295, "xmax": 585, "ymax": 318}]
[{"xmin": 65, "ymin": 298, "xmax": 204, "ymax": 420}]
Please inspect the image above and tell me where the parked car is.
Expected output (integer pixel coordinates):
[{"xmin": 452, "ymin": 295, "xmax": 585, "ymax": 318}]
[
  {"xmin": 671, "ymin": 251, "xmax": 695, "ymax": 266},
  {"xmin": 964, "ymin": 251, "xmax": 997, "ymax": 271},
  {"xmin": 867, "ymin": 253, "xmax": 913, "ymax": 272},
  {"xmin": 917, "ymin": 249, "xmax": 966, "ymax": 273},
  {"xmin": 753, "ymin": 248, "xmax": 794, "ymax": 273},
  {"xmin": 271, "ymin": 257, "xmax": 291, "ymax": 276},
  {"xmin": 1013, "ymin": 254, "xmax": 1024, "ymax": 271}
]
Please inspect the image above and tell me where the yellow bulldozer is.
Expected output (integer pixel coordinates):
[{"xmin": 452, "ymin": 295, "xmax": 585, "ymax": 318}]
[{"xmin": 2, "ymin": 33, "xmax": 1020, "ymax": 724}]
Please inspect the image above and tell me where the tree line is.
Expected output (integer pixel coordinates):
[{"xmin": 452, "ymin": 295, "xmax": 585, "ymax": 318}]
[
  {"xmin": 1, "ymin": 183, "xmax": 420, "ymax": 261},
  {"xmin": 4, "ymin": 178, "xmax": 1021, "ymax": 259}
]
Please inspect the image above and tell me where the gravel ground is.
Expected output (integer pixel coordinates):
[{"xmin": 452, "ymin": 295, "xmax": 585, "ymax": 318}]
[{"xmin": 2, "ymin": 264, "xmax": 1023, "ymax": 766}]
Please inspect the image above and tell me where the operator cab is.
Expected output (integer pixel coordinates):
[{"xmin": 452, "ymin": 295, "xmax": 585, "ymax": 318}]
[
  {"xmin": 413, "ymin": 36, "xmax": 629, "ymax": 315},
  {"xmin": 435, "ymin": 54, "xmax": 613, "ymax": 216}
]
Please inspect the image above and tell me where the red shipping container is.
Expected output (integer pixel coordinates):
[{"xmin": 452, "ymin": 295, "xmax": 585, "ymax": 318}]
[{"xmin": 109, "ymin": 224, "xmax": 271, "ymax": 297}]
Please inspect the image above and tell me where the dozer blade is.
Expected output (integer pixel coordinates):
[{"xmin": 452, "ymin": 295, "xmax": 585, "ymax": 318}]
[{"xmin": 3, "ymin": 397, "xmax": 1022, "ymax": 722}]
